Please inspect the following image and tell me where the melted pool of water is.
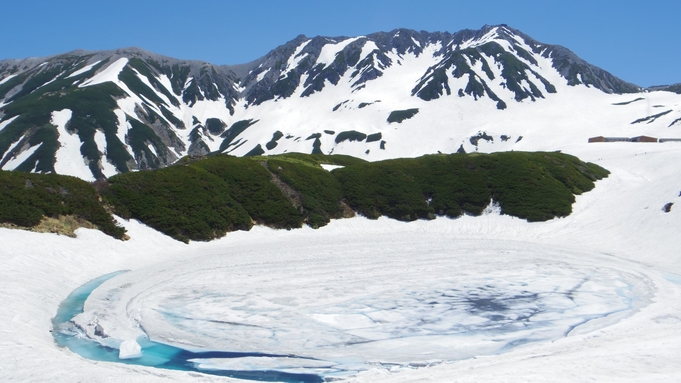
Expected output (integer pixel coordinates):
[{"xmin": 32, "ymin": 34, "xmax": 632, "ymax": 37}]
[{"xmin": 52, "ymin": 271, "xmax": 324, "ymax": 382}]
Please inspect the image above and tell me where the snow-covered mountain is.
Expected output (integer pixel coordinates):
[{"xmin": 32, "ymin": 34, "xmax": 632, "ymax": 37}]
[
  {"xmin": 1, "ymin": 24, "xmax": 679, "ymax": 180},
  {"xmin": 3, "ymin": 24, "xmax": 681, "ymax": 383}
]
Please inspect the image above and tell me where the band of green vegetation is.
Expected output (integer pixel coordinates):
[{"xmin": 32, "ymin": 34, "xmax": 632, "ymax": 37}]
[
  {"xmin": 0, "ymin": 151, "xmax": 608, "ymax": 243},
  {"xmin": 0, "ymin": 171, "xmax": 125, "ymax": 238}
]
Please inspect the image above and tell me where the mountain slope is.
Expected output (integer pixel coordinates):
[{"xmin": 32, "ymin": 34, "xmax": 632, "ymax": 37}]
[{"xmin": 0, "ymin": 25, "xmax": 677, "ymax": 180}]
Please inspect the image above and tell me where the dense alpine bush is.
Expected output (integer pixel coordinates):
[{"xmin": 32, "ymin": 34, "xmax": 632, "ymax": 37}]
[
  {"xmin": 5, "ymin": 151, "xmax": 608, "ymax": 242},
  {"xmin": 0, "ymin": 170, "xmax": 125, "ymax": 238},
  {"xmin": 387, "ymin": 108, "xmax": 419, "ymax": 123},
  {"xmin": 189, "ymin": 155, "xmax": 303, "ymax": 229},
  {"xmin": 266, "ymin": 158, "xmax": 344, "ymax": 228},
  {"xmin": 103, "ymin": 163, "xmax": 253, "ymax": 243},
  {"xmin": 334, "ymin": 151, "xmax": 608, "ymax": 222},
  {"xmin": 335, "ymin": 131, "xmax": 367, "ymax": 143}
]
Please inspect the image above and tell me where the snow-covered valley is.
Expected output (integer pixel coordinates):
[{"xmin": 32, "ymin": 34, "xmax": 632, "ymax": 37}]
[{"xmin": 2, "ymin": 139, "xmax": 681, "ymax": 382}]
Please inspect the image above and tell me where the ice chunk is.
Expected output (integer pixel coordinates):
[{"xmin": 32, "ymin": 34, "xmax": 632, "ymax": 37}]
[{"xmin": 118, "ymin": 339, "xmax": 142, "ymax": 359}]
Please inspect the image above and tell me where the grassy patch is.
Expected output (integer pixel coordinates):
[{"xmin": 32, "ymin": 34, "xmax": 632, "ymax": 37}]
[{"xmin": 412, "ymin": 67, "xmax": 450, "ymax": 100}]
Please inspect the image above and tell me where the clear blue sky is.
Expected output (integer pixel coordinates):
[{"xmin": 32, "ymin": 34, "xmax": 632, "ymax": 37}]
[{"xmin": 2, "ymin": 0, "xmax": 678, "ymax": 87}]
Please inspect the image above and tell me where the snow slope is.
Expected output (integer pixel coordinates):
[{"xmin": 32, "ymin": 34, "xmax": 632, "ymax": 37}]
[
  {"xmin": 1, "ymin": 139, "xmax": 681, "ymax": 381},
  {"xmin": 51, "ymin": 109, "xmax": 96, "ymax": 181}
]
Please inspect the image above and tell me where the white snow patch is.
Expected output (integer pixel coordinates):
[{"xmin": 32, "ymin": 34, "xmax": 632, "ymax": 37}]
[
  {"xmin": 190, "ymin": 356, "xmax": 336, "ymax": 373},
  {"xmin": 3, "ymin": 143, "xmax": 41, "ymax": 171},
  {"xmin": 94, "ymin": 129, "xmax": 118, "ymax": 178},
  {"xmin": 283, "ymin": 39, "xmax": 312, "ymax": 75},
  {"xmin": 459, "ymin": 28, "xmax": 499, "ymax": 50},
  {"xmin": 36, "ymin": 73, "xmax": 64, "ymax": 90},
  {"xmin": 52, "ymin": 109, "xmax": 94, "ymax": 181},
  {"xmin": 146, "ymin": 143, "xmax": 158, "ymax": 157},
  {"xmin": 157, "ymin": 74, "xmax": 176, "ymax": 96},
  {"xmin": 359, "ymin": 41, "xmax": 379, "ymax": 62},
  {"xmin": 113, "ymin": 109, "xmax": 130, "ymax": 148},
  {"xmin": 66, "ymin": 60, "xmax": 102, "ymax": 78},
  {"xmin": 80, "ymin": 58, "xmax": 129, "ymax": 88},
  {"xmin": 1, "ymin": 135, "xmax": 27, "ymax": 164},
  {"xmin": 0, "ymin": 73, "xmax": 18, "ymax": 85},
  {"xmin": 256, "ymin": 69, "xmax": 270, "ymax": 82},
  {"xmin": 130, "ymin": 68, "xmax": 174, "ymax": 106},
  {"xmin": 0, "ymin": 115, "xmax": 19, "ymax": 133},
  {"xmin": 320, "ymin": 164, "xmax": 343, "ymax": 171},
  {"xmin": 182, "ymin": 77, "xmax": 193, "ymax": 91},
  {"xmin": 317, "ymin": 37, "xmax": 363, "ymax": 69}
]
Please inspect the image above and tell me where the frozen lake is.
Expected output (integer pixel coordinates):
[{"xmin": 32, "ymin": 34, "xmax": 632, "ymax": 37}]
[
  {"xmin": 66, "ymin": 236, "xmax": 644, "ymax": 380},
  {"xmin": 53, "ymin": 271, "xmax": 324, "ymax": 382}
]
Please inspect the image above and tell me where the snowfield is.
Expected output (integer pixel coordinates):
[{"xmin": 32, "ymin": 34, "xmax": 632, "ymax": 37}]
[{"xmin": 1, "ymin": 139, "xmax": 681, "ymax": 382}]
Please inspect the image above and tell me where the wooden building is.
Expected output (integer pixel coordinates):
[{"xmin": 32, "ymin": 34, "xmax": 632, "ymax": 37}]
[
  {"xmin": 631, "ymin": 136, "xmax": 658, "ymax": 143},
  {"xmin": 588, "ymin": 136, "xmax": 669, "ymax": 143}
]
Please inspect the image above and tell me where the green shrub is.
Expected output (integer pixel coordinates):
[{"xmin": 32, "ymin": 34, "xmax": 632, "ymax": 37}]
[
  {"xmin": 387, "ymin": 109, "xmax": 419, "ymax": 123},
  {"xmin": 219, "ymin": 119, "xmax": 258, "ymax": 151},
  {"xmin": 126, "ymin": 58, "xmax": 180, "ymax": 107},
  {"xmin": 334, "ymin": 152, "xmax": 608, "ymax": 222},
  {"xmin": 103, "ymin": 164, "xmax": 252, "ymax": 242},
  {"xmin": 266, "ymin": 157, "xmax": 345, "ymax": 227},
  {"xmin": 244, "ymin": 144, "xmax": 265, "ymax": 157},
  {"xmin": 335, "ymin": 131, "xmax": 367, "ymax": 143},
  {"xmin": 205, "ymin": 118, "xmax": 226, "ymax": 135},
  {"xmin": 266, "ymin": 131, "xmax": 284, "ymax": 150},
  {"xmin": 366, "ymin": 133, "xmax": 382, "ymax": 143},
  {"xmin": 0, "ymin": 170, "xmax": 125, "ymax": 238},
  {"xmin": 4, "ymin": 150, "xmax": 607, "ymax": 242}
]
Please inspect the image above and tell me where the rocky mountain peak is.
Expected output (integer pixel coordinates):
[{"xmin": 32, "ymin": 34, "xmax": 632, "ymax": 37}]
[{"xmin": 0, "ymin": 25, "xmax": 674, "ymax": 181}]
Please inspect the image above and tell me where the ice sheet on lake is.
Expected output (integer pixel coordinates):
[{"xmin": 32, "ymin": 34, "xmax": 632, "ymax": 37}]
[{"xmin": 78, "ymin": 241, "xmax": 640, "ymax": 376}]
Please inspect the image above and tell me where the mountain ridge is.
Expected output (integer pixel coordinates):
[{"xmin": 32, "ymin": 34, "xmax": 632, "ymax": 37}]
[{"xmin": 0, "ymin": 24, "xmax": 678, "ymax": 181}]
